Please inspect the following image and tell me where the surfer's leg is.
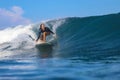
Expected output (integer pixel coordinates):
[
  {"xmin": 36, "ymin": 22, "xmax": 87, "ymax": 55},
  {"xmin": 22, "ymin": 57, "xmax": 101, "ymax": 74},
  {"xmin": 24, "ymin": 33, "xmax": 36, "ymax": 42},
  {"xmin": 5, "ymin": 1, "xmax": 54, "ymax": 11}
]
[
  {"xmin": 42, "ymin": 32, "xmax": 50, "ymax": 42},
  {"xmin": 43, "ymin": 32, "xmax": 47, "ymax": 42},
  {"xmin": 40, "ymin": 34, "xmax": 43, "ymax": 41}
]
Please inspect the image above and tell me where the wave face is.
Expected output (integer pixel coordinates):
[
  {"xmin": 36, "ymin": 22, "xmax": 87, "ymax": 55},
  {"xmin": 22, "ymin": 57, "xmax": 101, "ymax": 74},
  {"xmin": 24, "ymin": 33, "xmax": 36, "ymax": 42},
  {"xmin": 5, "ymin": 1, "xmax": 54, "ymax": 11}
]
[
  {"xmin": 55, "ymin": 13, "xmax": 120, "ymax": 59},
  {"xmin": 0, "ymin": 13, "xmax": 120, "ymax": 60}
]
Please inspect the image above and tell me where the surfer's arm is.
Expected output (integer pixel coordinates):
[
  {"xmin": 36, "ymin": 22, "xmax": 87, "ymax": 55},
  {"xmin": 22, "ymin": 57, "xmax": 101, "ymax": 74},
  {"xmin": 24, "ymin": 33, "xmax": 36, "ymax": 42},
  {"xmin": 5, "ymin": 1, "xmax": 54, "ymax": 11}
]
[
  {"xmin": 36, "ymin": 31, "xmax": 41, "ymax": 41},
  {"xmin": 50, "ymin": 30, "xmax": 54, "ymax": 34},
  {"xmin": 47, "ymin": 27, "xmax": 54, "ymax": 34}
]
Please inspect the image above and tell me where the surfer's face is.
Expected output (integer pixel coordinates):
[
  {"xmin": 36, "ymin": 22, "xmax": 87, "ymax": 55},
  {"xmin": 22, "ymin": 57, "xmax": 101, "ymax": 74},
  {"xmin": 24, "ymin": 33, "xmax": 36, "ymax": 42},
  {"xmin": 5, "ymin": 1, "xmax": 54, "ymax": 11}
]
[{"xmin": 40, "ymin": 24, "xmax": 45, "ymax": 31}]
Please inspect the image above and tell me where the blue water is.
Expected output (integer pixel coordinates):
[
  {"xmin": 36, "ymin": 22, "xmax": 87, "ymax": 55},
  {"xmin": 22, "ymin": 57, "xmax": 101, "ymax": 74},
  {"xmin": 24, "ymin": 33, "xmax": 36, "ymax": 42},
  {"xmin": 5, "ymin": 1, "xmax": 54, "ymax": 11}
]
[
  {"xmin": 0, "ymin": 58, "xmax": 120, "ymax": 80},
  {"xmin": 0, "ymin": 13, "xmax": 120, "ymax": 80}
]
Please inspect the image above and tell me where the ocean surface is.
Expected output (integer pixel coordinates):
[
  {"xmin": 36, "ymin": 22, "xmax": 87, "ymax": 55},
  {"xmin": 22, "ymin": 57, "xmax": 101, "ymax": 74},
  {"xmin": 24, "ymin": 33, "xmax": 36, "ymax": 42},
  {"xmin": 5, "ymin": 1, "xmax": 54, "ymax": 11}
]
[{"xmin": 0, "ymin": 13, "xmax": 120, "ymax": 80}]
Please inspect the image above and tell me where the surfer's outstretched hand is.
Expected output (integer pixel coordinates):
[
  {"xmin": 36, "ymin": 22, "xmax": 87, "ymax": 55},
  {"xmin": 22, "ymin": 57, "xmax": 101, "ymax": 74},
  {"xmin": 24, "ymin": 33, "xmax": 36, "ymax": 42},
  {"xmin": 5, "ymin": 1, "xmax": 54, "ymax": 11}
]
[{"xmin": 53, "ymin": 34, "xmax": 57, "ymax": 38}]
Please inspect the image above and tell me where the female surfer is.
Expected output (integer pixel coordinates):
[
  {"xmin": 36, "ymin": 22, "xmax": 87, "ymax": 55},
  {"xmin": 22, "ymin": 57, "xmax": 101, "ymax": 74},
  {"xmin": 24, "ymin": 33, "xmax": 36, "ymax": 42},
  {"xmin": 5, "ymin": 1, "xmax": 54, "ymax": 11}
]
[{"xmin": 36, "ymin": 23, "xmax": 54, "ymax": 42}]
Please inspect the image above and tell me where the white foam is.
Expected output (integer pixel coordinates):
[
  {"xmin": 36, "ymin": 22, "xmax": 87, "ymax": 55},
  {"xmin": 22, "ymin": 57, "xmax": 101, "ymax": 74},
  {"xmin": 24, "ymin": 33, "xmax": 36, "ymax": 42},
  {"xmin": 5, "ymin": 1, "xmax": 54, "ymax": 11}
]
[
  {"xmin": 0, "ymin": 24, "xmax": 34, "ymax": 44},
  {"xmin": 0, "ymin": 18, "xmax": 66, "ymax": 59},
  {"xmin": 0, "ymin": 18, "xmax": 65, "ymax": 44}
]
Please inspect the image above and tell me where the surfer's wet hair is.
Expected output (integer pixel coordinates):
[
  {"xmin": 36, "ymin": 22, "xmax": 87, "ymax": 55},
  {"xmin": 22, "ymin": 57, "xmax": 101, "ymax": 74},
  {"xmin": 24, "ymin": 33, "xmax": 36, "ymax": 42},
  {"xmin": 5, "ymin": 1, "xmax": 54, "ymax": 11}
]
[{"xmin": 40, "ymin": 23, "xmax": 45, "ymax": 28}]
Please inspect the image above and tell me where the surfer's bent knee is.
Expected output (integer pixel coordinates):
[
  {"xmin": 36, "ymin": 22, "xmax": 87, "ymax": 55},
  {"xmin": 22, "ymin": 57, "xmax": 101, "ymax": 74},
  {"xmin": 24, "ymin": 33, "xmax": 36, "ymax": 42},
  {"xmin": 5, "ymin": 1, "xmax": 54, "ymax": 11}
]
[{"xmin": 40, "ymin": 32, "xmax": 50, "ymax": 41}]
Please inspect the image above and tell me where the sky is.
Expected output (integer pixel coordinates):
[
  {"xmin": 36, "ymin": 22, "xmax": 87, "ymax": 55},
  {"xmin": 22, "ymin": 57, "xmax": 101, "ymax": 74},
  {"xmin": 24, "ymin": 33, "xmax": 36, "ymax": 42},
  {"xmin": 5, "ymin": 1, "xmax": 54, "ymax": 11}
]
[{"xmin": 0, "ymin": 0, "xmax": 120, "ymax": 29}]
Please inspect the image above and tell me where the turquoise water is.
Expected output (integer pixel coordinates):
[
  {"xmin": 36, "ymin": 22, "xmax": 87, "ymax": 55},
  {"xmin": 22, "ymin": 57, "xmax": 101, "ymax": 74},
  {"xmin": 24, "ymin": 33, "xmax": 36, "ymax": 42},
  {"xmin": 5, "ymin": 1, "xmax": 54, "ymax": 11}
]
[
  {"xmin": 0, "ymin": 58, "xmax": 120, "ymax": 80},
  {"xmin": 0, "ymin": 13, "xmax": 120, "ymax": 80}
]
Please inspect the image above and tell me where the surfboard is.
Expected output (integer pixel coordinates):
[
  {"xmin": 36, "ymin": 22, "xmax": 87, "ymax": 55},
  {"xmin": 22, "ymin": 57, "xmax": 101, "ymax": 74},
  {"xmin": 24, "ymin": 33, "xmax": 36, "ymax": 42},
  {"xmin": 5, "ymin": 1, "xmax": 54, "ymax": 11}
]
[{"xmin": 35, "ymin": 40, "xmax": 52, "ymax": 49}]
